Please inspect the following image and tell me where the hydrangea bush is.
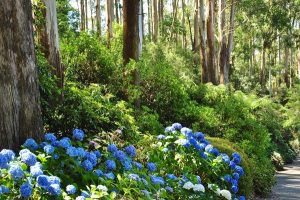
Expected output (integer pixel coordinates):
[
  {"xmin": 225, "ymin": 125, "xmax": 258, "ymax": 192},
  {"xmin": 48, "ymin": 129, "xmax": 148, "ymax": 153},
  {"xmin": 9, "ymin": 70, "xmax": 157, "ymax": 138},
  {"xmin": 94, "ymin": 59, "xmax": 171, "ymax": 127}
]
[{"xmin": 0, "ymin": 124, "xmax": 246, "ymax": 200}]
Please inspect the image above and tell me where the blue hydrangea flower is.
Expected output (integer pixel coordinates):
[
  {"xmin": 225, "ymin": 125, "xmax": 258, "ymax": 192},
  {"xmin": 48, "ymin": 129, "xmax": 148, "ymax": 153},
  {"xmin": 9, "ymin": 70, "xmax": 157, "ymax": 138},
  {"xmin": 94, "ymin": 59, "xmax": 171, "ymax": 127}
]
[
  {"xmin": 49, "ymin": 176, "xmax": 61, "ymax": 186},
  {"xmin": 37, "ymin": 175, "xmax": 50, "ymax": 188},
  {"xmin": 73, "ymin": 129, "xmax": 85, "ymax": 141},
  {"xmin": 172, "ymin": 123, "xmax": 182, "ymax": 130},
  {"xmin": 105, "ymin": 160, "xmax": 116, "ymax": 171},
  {"xmin": 95, "ymin": 169, "xmax": 104, "ymax": 177},
  {"xmin": 82, "ymin": 159, "xmax": 93, "ymax": 171},
  {"xmin": 30, "ymin": 165, "xmax": 43, "ymax": 177},
  {"xmin": 59, "ymin": 137, "xmax": 71, "ymax": 149},
  {"xmin": 221, "ymin": 154, "xmax": 230, "ymax": 163},
  {"xmin": 0, "ymin": 154, "xmax": 8, "ymax": 169},
  {"xmin": 157, "ymin": 134, "xmax": 166, "ymax": 140},
  {"xmin": 132, "ymin": 161, "xmax": 143, "ymax": 170},
  {"xmin": 166, "ymin": 174, "xmax": 177, "ymax": 180},
  {"xmin": 23, "ymin": 138, "xmax": 39, "ymax": 150},
  {"xmin": 239, "ymin": 196, "xmax": 246, "ymax": 200},
  {"xmin": 122, "ymin": 160, "xmax": 132, "ymax": 171},
  {"xmin": 231, "ymin": 185, "xmax": 238, "ymax": 193},
  {"xmin": 233, "ymin": 172, "xmax": 240, "ymax": 180},
  {"xmin": 150, "ymin": 175, "xmax": 165, "ymax": 185},
  {"xmin": 77, "ymin": 148, "xmax": 87, "ymax": 158},
  {"xmin": 235, "ymin": 165, "xmax": 244, "ymax": 176},
  {"xmin": 66, "ymin": 185, "xmax": 76, "ymax": 194},
  {"xmin": 113, "ymin": 150, "xmax": 127, "ymax": 162},
  {"xmin": 165, "ymin": 126, "xmax": 175, "ymax": 133},
  {"xmin": 94, "ymin": 150, "xmax": 101, "ymax": 158},
  {"xmin": 104, "ymin": 172, "xmax": 115, "ymax": 180},
  {"xmin": 1, "ymin": 185, "xmax": 9, "ymax": 194},
  {"xmin": 107, "ymin": 144, "xmax": 118, "ymax": 153},
  {"xmin": 147, "ymin": 162, "xmax": 157, "ymax": 172},
  {"xmin": 194, "ymin": 132, "xmax": 205, "ymax": 141},
  {"xmin": 128, "ymin": 173, "xmax": 140, "ymax": 181},
  {"xmin": 44, "ymin": 145, "xmax": 55, "ymax": 155},
  {"xmin": 67, "ymin": 147, "xmax": 78, "ymax": 157},
  {"xmin": 85, "ymin": 152, "xmax": 97, "ymax": 166},
  {"xmin": 180, "ymin": 127, "xmax": 193, "ymax": 137},
  {"xmin": 165, "ymin": 186, "xmax": 174, "ymax": 193},
  {"xmin": 20, "ymin": 183, "xmax": 32, "ymax": 198},
  {"xmin": 45, "ymin": 133, "xmax": 57, "ymax": 142},
  {"xmin": 229, "ymin": 161, "xmax": 236, "ymax": 170},
  {"xmin": 20, "ymin": 150, "xmax": 37, "ymax": 166},
  {"xmin": 142, "ymin": 190, "xmax": 151, "ymax": 199},
  {"xmin": 124, "ymin": 145, "xmax": 136, "ymax": 157},
  {"xmin": 200, "ymin": 152, "xmax": 208, "ymax": 159},
  {"xmin": 1, "ymin": 149, "xmax": 15, "ymax": 162},
  {"xmin": 223, "ymin": 174, "xmax": 232, "ymax": 182},
  {"xmin": 48, "ymin": 184, "xmax": 61, "ymax": 196},
  {"xmin": 189, "ymin": 138, "xmax": 198, "ymax": 147},
  {"xmin": 232, "ymin": 152, "xmax": 241, "ymax": 164},
  {"xmin": 53, "ymin": 154, "xmax": 59, "ymax": 160},
  {"xmin": 9, "ymin": 164, "xmax": 24, "ymax": 180}
]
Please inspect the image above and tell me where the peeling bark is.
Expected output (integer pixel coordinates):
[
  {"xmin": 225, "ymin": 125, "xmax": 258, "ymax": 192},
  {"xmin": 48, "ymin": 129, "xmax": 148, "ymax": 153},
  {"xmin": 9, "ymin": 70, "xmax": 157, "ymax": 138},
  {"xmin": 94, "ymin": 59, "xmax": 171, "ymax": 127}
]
[{"xmin": 0, "ymin": 0, "xmax": 43, "ymax": 149}]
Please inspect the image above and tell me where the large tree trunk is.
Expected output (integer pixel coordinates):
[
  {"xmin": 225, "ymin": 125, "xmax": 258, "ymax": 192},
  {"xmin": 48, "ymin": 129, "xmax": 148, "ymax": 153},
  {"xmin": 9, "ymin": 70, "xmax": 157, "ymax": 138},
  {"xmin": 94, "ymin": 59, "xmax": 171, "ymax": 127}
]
[
  {"xmin": 123, "ymin": 0, "xmax": 141, "ymax": 108},
  {"xmin": 80, "ymin": 0, "xmax": 86, "ymax": 31},
  {"xmin": 152, "ymin": 0, "xmax": 158, "ymax": 42},
  {"xmin": 199, "ymin": 0, "xmax": 208, "ymax": 83},
  {"xmin": 96, "ymin": 0, "xmax": 101, "ymax": 37},
  {"xmin": 219, "ymin": 0, "xmax": 228, "ymax": 84},
  {"xmin": 226, "ymin": 0, "xmax": 235, "ymax": 83},
  {"xmin": 106, "ymin": 0, "xmax": 114, "ymax": 47},
  {"xmin": 207, "ymin": 0, "xmax": 217, "ymax": 84},
  {"xmin": 193, "ymin": 0, "xmax": 199, "ymax": 51},
  {"xmin": 40, "ymin": 0, "xmax": 63, "ymax": 89},
  {"xmin": 0, "ymin": 0, "xmax": 43, "ymax": 149}
]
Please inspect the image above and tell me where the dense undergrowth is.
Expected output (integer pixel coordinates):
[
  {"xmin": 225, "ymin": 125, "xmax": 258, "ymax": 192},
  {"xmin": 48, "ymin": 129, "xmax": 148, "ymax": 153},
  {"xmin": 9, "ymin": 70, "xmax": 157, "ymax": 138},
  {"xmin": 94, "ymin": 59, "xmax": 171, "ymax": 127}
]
[{"xmin": 35, "ymin": 31, "xmax": 300, "ymax": 199}]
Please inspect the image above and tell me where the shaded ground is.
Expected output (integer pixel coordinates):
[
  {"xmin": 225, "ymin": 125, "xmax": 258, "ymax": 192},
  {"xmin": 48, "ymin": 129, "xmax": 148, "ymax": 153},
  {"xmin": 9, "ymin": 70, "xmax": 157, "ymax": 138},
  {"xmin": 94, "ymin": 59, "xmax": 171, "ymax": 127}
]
[{"xmin": 255, "ymin": 155, "xmax": 300, "ymax": 200}]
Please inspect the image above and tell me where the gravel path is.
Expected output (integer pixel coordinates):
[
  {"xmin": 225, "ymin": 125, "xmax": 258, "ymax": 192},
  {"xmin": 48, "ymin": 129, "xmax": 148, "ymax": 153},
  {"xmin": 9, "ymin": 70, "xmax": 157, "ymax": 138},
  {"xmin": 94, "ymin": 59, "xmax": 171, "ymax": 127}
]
[{"xmin": 255, "ymin": 155, "xmax": 300, "ymax": 200}]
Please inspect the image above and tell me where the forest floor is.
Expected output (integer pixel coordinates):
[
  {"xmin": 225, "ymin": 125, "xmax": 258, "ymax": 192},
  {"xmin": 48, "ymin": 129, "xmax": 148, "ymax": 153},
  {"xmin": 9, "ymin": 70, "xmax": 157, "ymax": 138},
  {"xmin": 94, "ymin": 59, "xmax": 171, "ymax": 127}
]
[{"xmin": 255, "ymin": 155, "xmax": 300, "ymax": 200}]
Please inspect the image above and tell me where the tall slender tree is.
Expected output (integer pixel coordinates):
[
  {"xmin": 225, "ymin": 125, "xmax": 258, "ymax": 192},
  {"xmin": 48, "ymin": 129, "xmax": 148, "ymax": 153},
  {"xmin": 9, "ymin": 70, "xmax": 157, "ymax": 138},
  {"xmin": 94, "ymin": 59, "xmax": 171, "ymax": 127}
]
[
  {"xmin": 106, "ymin": 0, "xmax": 114, "ymax": 47},
  {"xmin": 123, "ymin": 0, "xmax": 141, "ymax": 108},
  {"xmin": 152, "ymin": 0, "xmax": 158, "ymax": 42},
  {"xmin": 80, "ymin": 0, "xmax": 86, "ymax": 31},
  {"xmin": 40, "ymin": 0, "xmax": 64, "ymax": 89},
  {"xmin": 96, "ymin": 0, "xmax": 101, "ymax": 37},
  {"xmin": 193, "ymin": 0, "xmax": 200, "ymax": 51},
  {"xmin": 0, "ymin": 0, "xmax": 43, "ymax": 149}
]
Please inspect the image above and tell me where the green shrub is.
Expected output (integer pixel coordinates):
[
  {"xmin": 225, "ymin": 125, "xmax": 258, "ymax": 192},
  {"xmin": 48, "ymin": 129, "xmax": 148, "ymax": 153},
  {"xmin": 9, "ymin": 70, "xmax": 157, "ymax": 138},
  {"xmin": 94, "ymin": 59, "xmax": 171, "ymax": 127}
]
[{"xmin": 44, "ymin": 83, "xmax": 139, "ymax": 141}]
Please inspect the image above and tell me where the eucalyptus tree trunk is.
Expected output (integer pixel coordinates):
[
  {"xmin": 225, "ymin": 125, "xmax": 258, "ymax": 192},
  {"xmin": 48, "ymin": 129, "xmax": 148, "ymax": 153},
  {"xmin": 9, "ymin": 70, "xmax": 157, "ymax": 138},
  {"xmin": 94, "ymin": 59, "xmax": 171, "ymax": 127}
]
[
  {"xmin": 106, "ymin": 0, "xmax": 114, "ymax": 47},
  {"xmin": 207, "ymin": 0, "xmax": 217, "ymax": 84},
  {"xmin": 80, "ymin": 0, "xmax": 86, "ymax": 31},
  {"xmin": 226, "ymin": 0, "xmax": 235, "ymax": 83},
  {"xmin": 199, "ymin": 0, "xmax": 208, "ymax": 83},
  {"xmin": 85, "ymin": 0, "xmax": 88, "ymax": 29},
  {"xmin": 123, "ymin": 0, "xmax": 141, "ymax": 108},
  {"xmin": 0, "ymin": 0, "xmax": 43, "ymax": 149},
  {"xmin": 152, "ymin": 0, "xmax": 158, "ymax": 42},
  {"xmin": 147, "ymin": 0, "xmax": 152, "ymax": 40},
  {"xmin": 40, "ymin": 0, "xmax": 63, "ymax": 89},
  {"xmin": 260, "ymin": 45, "xmax": 266, "ymax": 87},
  {"xmin": 115, "ymin": 0, "xmax": 119, "ymax": 23},
  {"xmin": 219, "ymin": 0, "xmax": 228, "ymax": 84},
  {"xmin": 181, "ymin": 0, "xmax": 187, "ymax": 49},
  {"xmin": 158, "ymin": 0, "xmax": 164, "ymax": 32},
  {"xmin": 284, "ymin": 47, "xmax": 290, "ymax": 88},
  {"xmin": 96, "ymin": 0, "xmax": 101, "ymax": 37},
  {"xmin": 90, "ymin": 0, "xmax": 94, "ymax": 30},
  {"xmin": 193, "ymin": 0, "xmax": 199, "ymax": 51}
]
